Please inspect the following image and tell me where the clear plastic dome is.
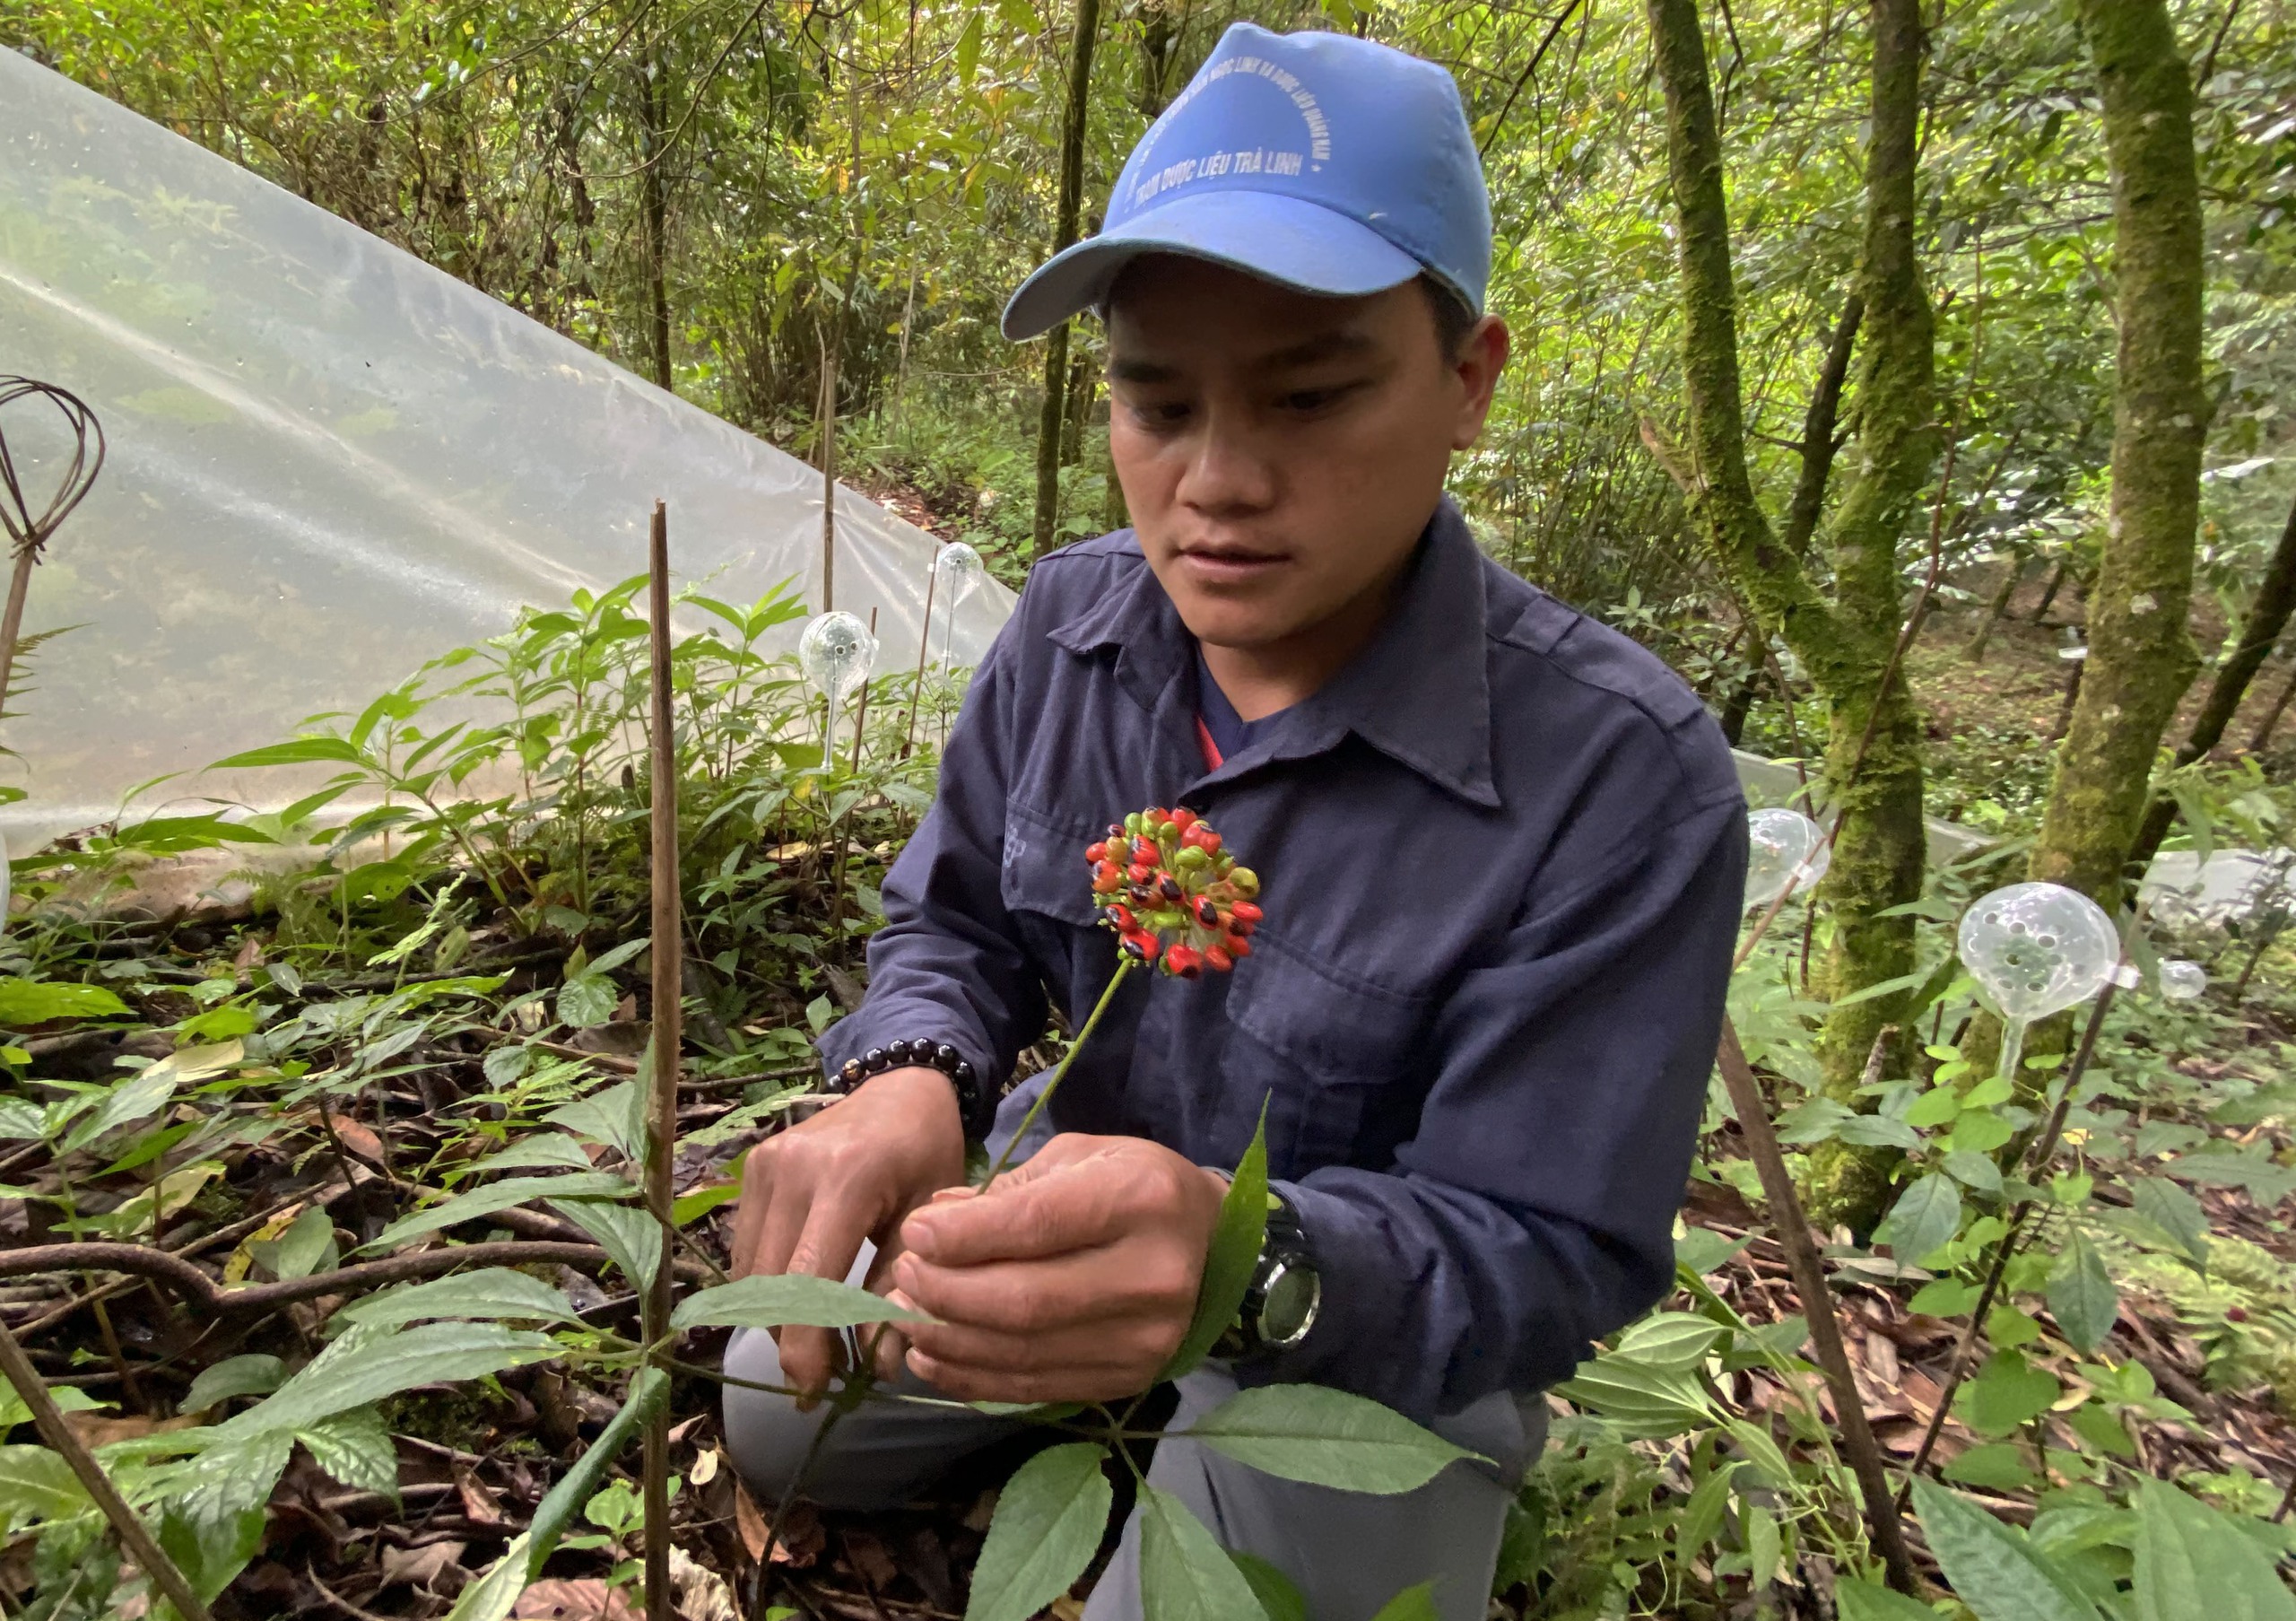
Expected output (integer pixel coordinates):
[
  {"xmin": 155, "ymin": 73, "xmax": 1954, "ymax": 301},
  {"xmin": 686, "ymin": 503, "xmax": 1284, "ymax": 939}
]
[
  {"xmin": 1957, "ymin": 882, "xmax": 2118, "ymax": 1024},
  {"xmin": 2157, "ymin": 958, "xmax": 2206, "ymax": 1001},
  {"xmin": 798, "ymin": 611, "xmax": 878, "ymax": 705},
  {"xmin": 1744, "ymin": 807, "xmax": 1830, "ymax": 912}
]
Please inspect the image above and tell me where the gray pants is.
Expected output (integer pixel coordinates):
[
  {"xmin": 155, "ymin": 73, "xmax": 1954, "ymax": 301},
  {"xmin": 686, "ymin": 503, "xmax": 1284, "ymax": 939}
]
[{"xmin": 722, "ymin": 1326, "xmax": 1544, "ymax": 1621}]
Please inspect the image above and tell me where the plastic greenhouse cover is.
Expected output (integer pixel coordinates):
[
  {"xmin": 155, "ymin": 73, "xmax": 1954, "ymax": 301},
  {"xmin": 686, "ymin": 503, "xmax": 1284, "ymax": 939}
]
[{"xmin": 0, "ymin": 48, "xmax": 1013, "ymax": 847}]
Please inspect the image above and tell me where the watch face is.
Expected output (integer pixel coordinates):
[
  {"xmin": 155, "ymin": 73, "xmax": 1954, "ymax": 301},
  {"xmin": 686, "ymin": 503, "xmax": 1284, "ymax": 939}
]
[{"xmin": 1259, "ymin": 1258, "xmax": 1322, "ymax": 1350}]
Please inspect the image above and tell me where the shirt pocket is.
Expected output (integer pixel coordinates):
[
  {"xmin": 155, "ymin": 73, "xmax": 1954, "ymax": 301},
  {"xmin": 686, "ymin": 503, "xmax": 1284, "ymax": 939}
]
[
  {"xmin": 1222, "ymin": 937, "xmax": 1430, "ymax": 1173},
  {"xmin": 998, "ymin": 795, "xmax": 1103, "ymax": 930}
]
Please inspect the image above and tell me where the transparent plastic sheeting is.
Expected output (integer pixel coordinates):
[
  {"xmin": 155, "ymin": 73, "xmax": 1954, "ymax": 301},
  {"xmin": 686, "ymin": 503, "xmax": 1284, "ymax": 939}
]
[{"xmin": 0, "ymin": 49, "xmax": 1012, "ymax": 844}]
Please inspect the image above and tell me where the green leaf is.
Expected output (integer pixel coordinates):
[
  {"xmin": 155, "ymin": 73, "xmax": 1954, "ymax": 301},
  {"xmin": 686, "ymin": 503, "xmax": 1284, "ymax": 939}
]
[
  {"xmin": 359, "ymin": 1171, "xmax": 633, "ymax": 1251},
  {"xmin": 1875, "ymin": 1174, "xmax": 1963, "ymax": 1267},
  {"xmin": 1367, "ymin": 1582, "xmax": 1439, "ymax": 1621},
  {"xmin": 1161, "ymin": 1113, "xmax": 1268, "ymax": 1383},
  {"xmin": 1744, "ymin": 1501, "xmax": 1780, "ymax": 1590},
  {"xmin": 1909, "ymin": 1277, "xmax": 1980, "ymax": 1316},
  {"xmin": 1726, "ymin": 1418, "xmax": 1794, "ymax": 1491},
  {"xmin": 0, "ymin": 978, "xmax": 134, "ymax": 1027},
  {"xmin": 1139, "ymin": 1483, "xmax": 1265, "ymax": 1621},
  {"xmin": 0, "ymin": 1445, "xmax": 90, "ymax": 1529},
  {"xmin": 1944, "ymin": 1442, "xmax": 2042, "ymax": 1493},
  {"xmin": 1228, "ymin": 1553, "xmax": 1307, "ymax": 1621},
  {"xmin": 1614, "ymin": 1312, "xmax": 1725, "ymax": 1372},
  {"xmin": 2130, "ymin": 1175, "xmax": 2210, "ymax": 1268},
  {"xmin": 1910, "ymin": 1478, "xmax": 2099, "ymax": 1621},
  {"xmin": 297, "ymin": 1407, "xmax": 400, "ymax": 1501},
  {"xmin": 462, "ymin": 1132, "xmax": 595, "ymax": 1178},
  {"xmin": 59, "ymin": 1041, "xmax": 241, "ymax": 1152},
  {"xmin": 954, "ymin": 7, "xmax": 983, "ymax": 82},
  {"xmin": 672, "ymin": 1181, "xmax": 743, "ymax": 1226},
  {"xmin": 1942, "ymin": 1150, "xmax": 2005, "ymax": 1196},
  {"xmin": 271, "ymin": 1207, "xmax": 339, "ymax": 1281},
  {"xmin": 544, "ymin": 1079, "xmax": 646, "ymax": 1160},
  {"xmin": 2133, "ymin": 1477, "xmax": 2296, "ymax": 1621},
  {"xmin": 1675, "ymin": 1462, "xmax": 1737, "ymax": 1574},
  {"xmin": 669, "ymin": 1273, "xmax": 929, "ymax": 1332},
  {"xmin": 157, "ymin": 1427, "xmax": 291, "ymax": 1600},
  {"xmin": 210, "ymin": 736, "xmax": 365, "ymax": 768},
  {"xmin": 1672, "ymin": 1226, "xmax": 1751, "ymax": 1276},
  {"xmin": 1956, "ymin": 1350, "xmax": 2062, "ymax": 1438},
  {"xmin": 965, "ymin": 1442, "xmax": 1111, "ymax": 1621},
  {"xmin": 181, "ymin": 1354, "xmax": 286, "ymax": 1413},
  {"xmin": 552, "ymin": 1198, "xmax": 662, "ymax": 1292},
  {"xmin": 1552, "ymin": 1356, "xmax": 1714, "ymax": 1437},
  {"xmin": 214, "ymin": 1323, "xmax": 561, "ymax": 1439},
  {"xmin": 1182, "ymin": 1385, "xmax": 1479, "ymax": 1495},
  {"xmin": 2047, "ymin": 1231, "xmax": 2119, "ymax": 1354},
  {"xmin": 1903, "ymin": 1085, "xmax": 1965, "ymax": 1129},
  {"xmin": 335, "ymin": 1268, "xmax": 581, "ymax": 1330},
  {"xmin": 446, "ymin": 1530, "xmax": 534, "ymax": 1621},
  {"xmin": 556, "ymin": 972, "xmax": 621, "ymax": 1029},
  {"xmin": 1835, "ymin": 1577, "xmax": 1947, "ymax": 1621}
]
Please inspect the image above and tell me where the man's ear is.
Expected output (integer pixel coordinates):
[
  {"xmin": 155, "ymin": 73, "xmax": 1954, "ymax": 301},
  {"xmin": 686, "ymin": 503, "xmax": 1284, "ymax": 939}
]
[{"xmin": 1450, "ymin": 316, "xmax": 1511, "ymax": 450}]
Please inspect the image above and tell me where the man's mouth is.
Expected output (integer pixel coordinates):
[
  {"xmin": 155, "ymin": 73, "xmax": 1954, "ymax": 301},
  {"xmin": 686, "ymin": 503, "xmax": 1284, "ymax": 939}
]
[{"xmin": 1176, "ymin": 545, "xmax": 1289, "ymax": 585}]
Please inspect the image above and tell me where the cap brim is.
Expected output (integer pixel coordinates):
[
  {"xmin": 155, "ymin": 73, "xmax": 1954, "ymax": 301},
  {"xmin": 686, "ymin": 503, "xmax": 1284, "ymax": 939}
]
[{"xmin": 1000, "ymin": 189, "xmax": 1423, "ymax": 341}]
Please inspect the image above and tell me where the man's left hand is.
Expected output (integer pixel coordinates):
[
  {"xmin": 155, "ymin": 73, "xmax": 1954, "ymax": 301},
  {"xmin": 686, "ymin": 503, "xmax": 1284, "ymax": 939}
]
[{"xmin": 878, "ymin": 1133, "xmax": 1231, "ymax": 1404}]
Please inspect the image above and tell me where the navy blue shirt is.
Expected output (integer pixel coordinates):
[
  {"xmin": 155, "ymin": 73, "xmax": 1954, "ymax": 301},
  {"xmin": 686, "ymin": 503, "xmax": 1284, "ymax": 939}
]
[{"xmin": 822, "ymin": 501, "xmax": 1747, "ymax": 1419}]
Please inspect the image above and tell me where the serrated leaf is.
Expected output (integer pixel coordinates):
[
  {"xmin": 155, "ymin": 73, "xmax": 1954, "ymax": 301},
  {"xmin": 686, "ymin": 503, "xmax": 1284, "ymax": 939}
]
[
  {"xmin": 551, "ymin": 1198, "xmax": 661, "ymax": 1291},
  {"xmin": 215, "ymin": 1323, "xmax": 561, "ymax": 1439},
  {"xmin": 0, "ymin": 1099, "xmax": 47, "ymax": 1140},
  {"xmin": 1161, "ymin": 1113, "xmax": 1268, "ymax": 1384},
  {"xmin": 335, "ymin": 1268, "xmax": 581, "ymax": 1330},
  {"xmin": 2131, "ymin": 1175, "xmax": 2210, "ymax": 1268},
  {"xmin": 0, "ymin": 1445, "xmax": 90, "ymax": 1529},
  {"xmin": 2047, "ymin": 1230, "xmax": 2119, "ymax": 1353},
  {"xmin": 1910, "ymin": 1478, "xmax": 2098, "ymax": 1621},
  {"xmin": 669, "ymin": 1273, "xmax": 929, "ymax": 1332},
  {"xmin": 181, "ymin": 1354, "xmax": 286, "ymax": 1413},
  {"xmin": 544, "ymin": 1080, "xmax": 645, "ymax": 1160},
  {"xmin": 1956, "ymin": 1350, "xmax": 2062, "ymax": 1438},
  {"xmin": 297, "ymin": 1407, "xmax": 400, "ymax": 1501},
  {"xmin": 2133, "ymin": 1477, "xmax": 2296, "ymax": 1621},
  {"xmin": 556, "ymin": 972, "xmax": 620, "ymax": 1030},
  {"xmin": 1182, "ymin": 1385, "xmax": 1478, "ymax": 1495},
  {"xmin": 1139, "ymin": 1483, "xmax": 1265, "ymax": 1621},
  {"xmin": 1943, "ymin": 1149, "xmax": 2005, "ymax": 1195},
  {"xmin": 360, "ymin": 1171, "xmax": 632, "ymax": 1251},
  {"xmin": 156, "ymin": 1427, "xmax": 291, "ymax": 1600},
  {"xmin": 460, "ymin": 1132, "xmax": 596, "ymax": 1179},
  {"xmin": 1875, "ymin": 1174, "xmax": 1962, "ymax": 1267},
  {"xmin": 965, "ymin": 1443, "xmax": 1110, "ymax": 1621},
  {"xmin": 1614, "ymin": 1312, "xmax": 1724, "ymax": 1372}
]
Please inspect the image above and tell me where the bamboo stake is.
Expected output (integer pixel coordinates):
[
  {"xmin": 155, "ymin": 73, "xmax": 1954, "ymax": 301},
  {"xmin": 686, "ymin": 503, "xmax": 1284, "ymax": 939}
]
[
  {"xmin": 899, "ymin": 552, "xmax": 939, "ymax": 762},
  {"xmin": 642, "ymin": 500, "xmax": 682, "ymax": 1621},
  {"xmin": 1715, "ymin": 1019, "xmax": 1924, "ymax": 1596},
  {"xmin": 0, "ymin": 1315, "xmax": 213, "ymax": 1621}
]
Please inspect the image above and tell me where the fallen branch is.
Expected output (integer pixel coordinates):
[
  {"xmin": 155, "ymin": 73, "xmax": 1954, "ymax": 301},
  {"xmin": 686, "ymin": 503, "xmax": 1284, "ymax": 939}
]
[{"xmin": 0, "ymin": 1240, "xmax": 707, "ymax": 1317}]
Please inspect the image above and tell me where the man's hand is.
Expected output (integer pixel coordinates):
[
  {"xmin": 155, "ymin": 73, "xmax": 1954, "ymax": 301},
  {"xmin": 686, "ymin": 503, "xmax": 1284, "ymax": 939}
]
[
  {"xmin": 881, "ymin": 1133, "xmax": 1231, "ymax": 1404},
  {"xmin": 730, "ymin": 1067, "xmax": 966, "ymax": 1399}
]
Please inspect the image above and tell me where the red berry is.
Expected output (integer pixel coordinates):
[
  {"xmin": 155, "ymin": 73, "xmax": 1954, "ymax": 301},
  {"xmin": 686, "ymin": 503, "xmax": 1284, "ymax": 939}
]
[
  {"xmin": 1133, "ymin": 839, "xmax": 1159, "ymax": 866},
  {"xmin": 1085, "ymin": 841, "xmax": 1109, "ymax": 864},
  {"xmin": 1225, "ymin": 934, "xmax": 1251, "ymax": 959},
  {"xmin": 1198, "ymin": 831, "xmax": 1222, "ymax": 856},
  {"xmin": 1195, "ymin": 899, "xmax": 1221, "ymax": 929},
  {"xmin": 1170, "ymin": 807, "xmax": 1197, "ymax": 833},
  {"xmin": 1205, "ymin": 946, "xmax": 1234, "ymax": 972},
  {"xmin": 1159, "ymin": 875, "xmax": 1185, "ymax": 903},
  {"xmin": 1127, "ymin": 862, "xmax": 1154, "ymax": 885},
  {"xmin": 2229, "ymin": 1305, "xmax": 2251, "ymax": 1322},
  {"xmin": 1092, "ymin": 863, "xmax": 1123, "ymax": 894},
  {"xmin": 1123, "ymin": 930, "xmax": 1161, "ymax": 963},
  {"xmin": 1231, "ymin": 902, "xmax": 1263, "ymax": 925},
  {"xmin": 1166, "ymin": 945, "xmax": 1204, "ymax": 979},
  {"xmin": 1104, "ymin": 903, "xmax": 1136, "ymax": 931}
]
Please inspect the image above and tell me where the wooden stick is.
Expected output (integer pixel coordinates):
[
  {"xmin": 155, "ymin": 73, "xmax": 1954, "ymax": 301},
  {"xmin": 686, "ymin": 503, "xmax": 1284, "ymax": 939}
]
[
  {"xmin": 643, "ymin": 500, "xmax": 683, "ymax": 1621},
  {"xmin": 0, "ymin": 1314, "xmax": 214, "ymax": 1621},
  {"xmin": 1716, "ymin": 1018, "xmax": 1924, "ymax": 1595},
  {"xmin": 900, "ymin": 553, "xmax": 938, "ymax": 762}
]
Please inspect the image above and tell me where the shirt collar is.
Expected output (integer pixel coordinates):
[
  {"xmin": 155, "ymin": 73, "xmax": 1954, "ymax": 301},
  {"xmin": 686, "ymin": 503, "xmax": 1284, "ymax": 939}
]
[{"xmin": 1048, "ymin": 500, "xmax": 1499, "ymax": 808}]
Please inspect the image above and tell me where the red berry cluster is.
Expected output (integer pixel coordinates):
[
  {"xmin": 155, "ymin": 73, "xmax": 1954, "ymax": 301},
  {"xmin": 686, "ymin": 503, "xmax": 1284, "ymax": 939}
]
[{"xmin": 1086, "ymin": 806, "xmax": 1263, "ymax": 979}]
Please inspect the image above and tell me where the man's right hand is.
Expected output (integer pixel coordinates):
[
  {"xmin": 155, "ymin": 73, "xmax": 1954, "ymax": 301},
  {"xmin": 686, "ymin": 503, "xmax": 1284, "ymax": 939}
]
[{"xmin": 729, "ymin": 1066, "xmax": 967, "ymax": 1399}]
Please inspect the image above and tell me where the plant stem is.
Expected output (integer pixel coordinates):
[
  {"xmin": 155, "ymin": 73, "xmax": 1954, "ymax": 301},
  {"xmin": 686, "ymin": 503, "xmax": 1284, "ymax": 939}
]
[
  {"xmin": 0, "ymin": 1315, "xmax": 214, "ymax": 1621},
  {"xmin": 1714, "ymin": 1018, "xmax": 1923, "ymax": 1595},
  {"xmin": 982, "ymin": 957, "xmax": 1135, "ymax": 1187},
  {"xmin": 642, "ymin": 500, "xmax": 682, "ymax": 1621}
]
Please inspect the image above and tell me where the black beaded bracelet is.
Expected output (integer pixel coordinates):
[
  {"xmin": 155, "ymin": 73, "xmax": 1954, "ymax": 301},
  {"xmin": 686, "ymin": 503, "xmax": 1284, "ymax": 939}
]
[{"xmin": 833, "ymin": 1039, "xmax": 987, "ymax": 1133}]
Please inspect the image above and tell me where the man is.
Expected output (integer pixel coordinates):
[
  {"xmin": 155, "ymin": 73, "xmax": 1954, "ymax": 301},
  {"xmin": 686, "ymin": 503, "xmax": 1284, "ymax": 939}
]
[{"xmin": 724, "ymin": 22, "xmax": 1744, "ymax": 1617}]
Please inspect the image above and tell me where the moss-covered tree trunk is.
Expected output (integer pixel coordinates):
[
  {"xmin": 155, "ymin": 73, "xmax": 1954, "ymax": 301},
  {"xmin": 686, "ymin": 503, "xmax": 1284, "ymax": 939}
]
[
  {"xmin": 2029, "ymin": 0, "xmax": 2210, "ymax": 905},
  {"xmin": 1031, "ymin": 0, "xmax": 1103, "ymax": 558},
  {"xmin": 1646, "ymin": 0, "xmax": 1935, "ymax": 1229}
]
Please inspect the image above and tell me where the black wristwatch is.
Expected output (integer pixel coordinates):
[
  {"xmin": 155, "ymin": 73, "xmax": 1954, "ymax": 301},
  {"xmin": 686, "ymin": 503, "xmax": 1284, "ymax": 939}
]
[{"xmin": 1216, "ymin": 1196, "xmax": 1322, "ymax": 1360}]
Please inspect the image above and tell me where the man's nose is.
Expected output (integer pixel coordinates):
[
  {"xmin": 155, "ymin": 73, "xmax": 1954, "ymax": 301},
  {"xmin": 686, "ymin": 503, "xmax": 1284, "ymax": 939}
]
[{"xmin": 1175, "ymin": 405, "xmax": 1278, "ymax": 514}]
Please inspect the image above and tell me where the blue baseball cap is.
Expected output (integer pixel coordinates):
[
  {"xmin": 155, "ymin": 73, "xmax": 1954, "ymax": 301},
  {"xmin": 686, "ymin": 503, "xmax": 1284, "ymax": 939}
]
[{"xmin": 1001, "ymin": 22, "xmax": 1492, "ymax": 341}]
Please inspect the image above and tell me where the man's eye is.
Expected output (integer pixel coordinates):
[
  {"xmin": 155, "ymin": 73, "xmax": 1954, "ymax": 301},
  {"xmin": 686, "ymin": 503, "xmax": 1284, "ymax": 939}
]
[
  {"xmin": 1131, "ymin": 400, "xmax": 1192, "ymax": 429},
  {"xmin": 1278, "ymin": 383, "xmax": 1357, "ymax": 413}
]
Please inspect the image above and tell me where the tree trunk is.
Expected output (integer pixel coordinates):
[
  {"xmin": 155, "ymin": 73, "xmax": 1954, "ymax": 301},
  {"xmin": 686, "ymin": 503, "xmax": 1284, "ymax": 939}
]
[
  {"xmin": 2252, "ymin": 652, "xmax": 2296, "ymax": 752},
  {"xmin": 2031, "ymin": 553, "xmax": 2071, "ymax": 621},
  {"xmin": 1031, "ymin": 0, "xmax": 1105, "ymax": 558},
  {"xmin": 1964, "ymin": 551, "xmax": 2027, "ymax": 663},
  {"xmin": 639, "ymin": 44, "xmax": 672, "ymax": 393},
  {"xmin": 2128, "ymin": 485, "xmax": 2296, "ymax": 867},
  {"xmin": 1645, "ymin": 0, "xmax": 1935, "ymax": 1230},
  {"xmin": 1780, "ymin": 294, "xmax": 1862, "ymax": 559},
  {"xmin": 2028, "ymin": 0, "xmax": 2210, "ymax": 906}
]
